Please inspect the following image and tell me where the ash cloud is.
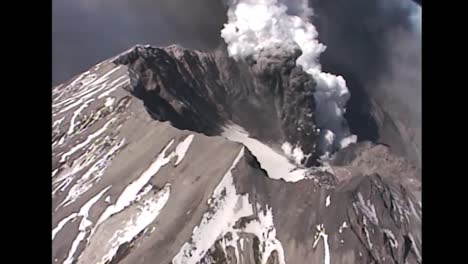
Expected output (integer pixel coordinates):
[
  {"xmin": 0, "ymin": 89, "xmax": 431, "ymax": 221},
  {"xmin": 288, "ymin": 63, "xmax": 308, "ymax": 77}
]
[
  {"xmin": 52, "ymin": 0, "xmax": 227, "ymax": 85},
  {"xmin": 53, "ymin": 0, "xmax": 421, "ymax": 165},
  {"xmin": 308, "ymin": 0, "xmax": 421, "ymax": 165}
]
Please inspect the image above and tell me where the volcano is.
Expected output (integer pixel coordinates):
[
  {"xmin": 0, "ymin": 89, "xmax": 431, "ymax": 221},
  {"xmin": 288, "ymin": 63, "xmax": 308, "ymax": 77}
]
[{"xmin": 52, "ymin": 44, "xmax": 421, "ymax": 264}]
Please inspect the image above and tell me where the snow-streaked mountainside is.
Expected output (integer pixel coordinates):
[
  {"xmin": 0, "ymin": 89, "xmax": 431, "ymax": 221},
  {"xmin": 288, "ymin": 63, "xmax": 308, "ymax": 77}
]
[{"xmin": 52, "ymin": 44, "xmax": 421, "ymax": 264}]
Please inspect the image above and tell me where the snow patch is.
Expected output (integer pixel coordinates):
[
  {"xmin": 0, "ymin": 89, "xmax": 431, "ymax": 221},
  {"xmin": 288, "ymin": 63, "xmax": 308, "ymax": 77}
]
[
  {"xmin": 242, "ymin": 206, "xmax": 286, "ymax": 264},
  {"xmin": 173, "ymin": 148, "xmax": 252, "ymax": 264},
  {"xmin": 53, "ymin": 116, "xmax": 65, "ymax": 129},
  {"xmin": 408, "ymin": 198, "xmax": 421, "ymax": 221},
  {"xmin": 53, "ymin": 171, "xmax": 77, "ymax": 197},
  {"xmin": 339, "ymin": 135, "xmax": 357, "ymax": 149},
  {"xmin": 174, "ymin": 134, "xmax": 194, "ymax": 166},
  {"xmin": 98, "ymin": 184, "xmax": 171, "ymax": 264},
  {"xmin": 313, "ymin": 224, "xmax": 330, "ymax": 264},
  {"xmin": 338, "ymin": 221, "xmax": 348, "ymax": 234},
  {"xmin": 62, "ymin": 187, "xmax": 110, "ymax": 264},
  {"xmin": 382, "ymin": 229, "xmax": 398, "ymax": 248},
  {"xmin": 53, "ymin": 146, "xmax": 110, "ymax": 197},
  {"xmin": 325, "ymin": 195, "xmax": 331, "ymax": 207},
  {"xmin": 52, "ymin": 213, "xmax": 78, "ymax": 240},
  {"xmin": 355, "ymin": 193, "xmax": 379, "ymax": 225},
  {"xmin": 408, "ymin": 234, "xmax": 422, "ymax": 262},
  {"xmin": 59, "ymin": 139, "xmax": 126, "ymax": 208},
  {"xmin": 96, "ymin": 139, "xmax": 176, "ymax": 227},
  {"xmin": 362, "ymin": 218, "xmax": 373, "ymax": 250},
  {"xmin": 104, "ymin": 97, "xmax": 115, "ymax": 108},
  {"xmin": 55, "ymin": 66, "xmax": 125, "ymax": 114},
  {"xmin": 97, "ymin": 77, "xmax": 130, "ymax": 99},
  {"xmin": 60, "ymin": 117, "xmax": 117, "ymax": 163},
  {"xmin": 67, "ymin": 99, "xmax": 94, "ymax": 135},
  {"xmin": 135, "ymin": 185, "xmax": 153, "ymax": 202},
  {"xmin": 219, "ymin": 231, "xmax": 241, "ymax": 262},
  {"xmin": 223, "ymin": 125, "xmax": 307, "ymax": 182}
]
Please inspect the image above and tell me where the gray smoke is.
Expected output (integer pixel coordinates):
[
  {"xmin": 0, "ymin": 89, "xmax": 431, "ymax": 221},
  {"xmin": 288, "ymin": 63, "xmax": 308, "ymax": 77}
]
[
  {"xmin": 52, "ymin": 0, "xmax": 226, "ymax": 85},
  {"xmin": 308, "ymin": 0, "xmax": 421, "ymax": 165}
]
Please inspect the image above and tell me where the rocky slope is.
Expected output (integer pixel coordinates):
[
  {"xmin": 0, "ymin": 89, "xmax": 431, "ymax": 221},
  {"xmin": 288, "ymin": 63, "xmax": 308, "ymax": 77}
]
[{"xmin": 52, "ymin": 45, "xmax": 421, "ymax": 264}]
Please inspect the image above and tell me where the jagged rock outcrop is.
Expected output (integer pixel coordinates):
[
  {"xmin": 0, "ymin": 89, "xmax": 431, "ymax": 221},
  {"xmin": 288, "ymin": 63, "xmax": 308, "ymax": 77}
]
[
  {"xmin": 52, "ymin": 44, "xmax": 421, "ymax": 264},
  {"xmin": 115, "ymin": 45, "xmax": 320, "ymax": 165}
]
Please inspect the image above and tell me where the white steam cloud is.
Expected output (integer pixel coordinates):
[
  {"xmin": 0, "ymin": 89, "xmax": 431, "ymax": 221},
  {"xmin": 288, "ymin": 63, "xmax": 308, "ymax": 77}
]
[{"xmin": 221, "ymin": 0, "xmax": 356, "ymax": 156}]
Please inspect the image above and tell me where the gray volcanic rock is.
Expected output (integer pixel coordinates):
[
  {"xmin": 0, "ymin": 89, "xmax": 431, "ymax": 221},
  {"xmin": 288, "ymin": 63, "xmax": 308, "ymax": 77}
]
[
  {"xmin": 115, "ymin": 45, "xmax": 320, "ymax": 165},
  {"xmin": 52, "ymin": 44, "xmax": 421, "ymax": 264}
]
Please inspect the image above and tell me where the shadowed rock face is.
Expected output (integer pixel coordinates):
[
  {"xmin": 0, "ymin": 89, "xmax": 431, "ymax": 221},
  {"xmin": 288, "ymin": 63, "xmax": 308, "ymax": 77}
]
[
  {"xmin": 115, "ymin": 45, "xmax": 321, "ymax": 165},
  {"xmin": 52, "ymin": 44, "xmax": 421, "ymax": 264}
]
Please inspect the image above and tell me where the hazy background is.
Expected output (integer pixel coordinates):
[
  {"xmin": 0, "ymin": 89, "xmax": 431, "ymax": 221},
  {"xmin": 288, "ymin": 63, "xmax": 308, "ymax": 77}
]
[{"xmin": 52, "ymin": 0, "xmax": 226, "ymax": 85}]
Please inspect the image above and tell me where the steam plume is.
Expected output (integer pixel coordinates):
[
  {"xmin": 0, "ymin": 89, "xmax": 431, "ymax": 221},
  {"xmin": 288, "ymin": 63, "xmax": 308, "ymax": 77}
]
[{"xmin": 221, "ymin": 0, "xmax": 356, "ymax": 156}]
